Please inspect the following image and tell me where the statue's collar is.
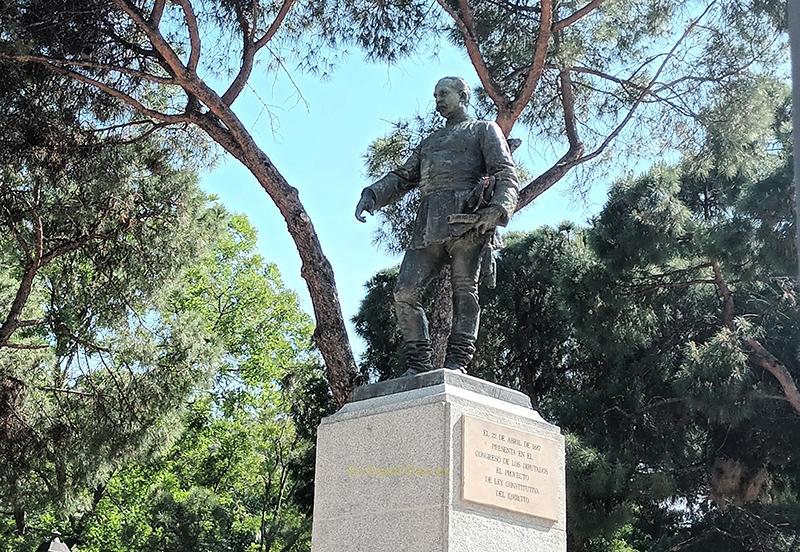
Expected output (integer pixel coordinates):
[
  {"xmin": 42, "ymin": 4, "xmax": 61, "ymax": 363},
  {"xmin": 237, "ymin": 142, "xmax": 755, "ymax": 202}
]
[{"xmin": 445, "ymin": 112, "xmax": 470, "ymax": 126}]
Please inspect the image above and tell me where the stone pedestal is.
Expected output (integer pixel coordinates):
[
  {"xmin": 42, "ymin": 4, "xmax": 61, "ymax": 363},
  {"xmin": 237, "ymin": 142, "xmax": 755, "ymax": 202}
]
[{"xmin": 311, "ymin": 370, "xmax": 566, "ymax": 552}]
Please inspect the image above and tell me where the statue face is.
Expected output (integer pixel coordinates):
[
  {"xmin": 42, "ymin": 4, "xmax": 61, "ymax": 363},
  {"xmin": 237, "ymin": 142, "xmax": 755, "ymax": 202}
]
[{"xmin": 434, "ymin": 81, "xmax": 463, "ymax": 118}]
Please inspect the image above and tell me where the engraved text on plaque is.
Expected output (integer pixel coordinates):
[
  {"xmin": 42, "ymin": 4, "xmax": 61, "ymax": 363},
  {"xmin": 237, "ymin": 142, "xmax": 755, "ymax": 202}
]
[{"xmin": 461, "ymin": 415, "xmax": 560, "ymax": 521}]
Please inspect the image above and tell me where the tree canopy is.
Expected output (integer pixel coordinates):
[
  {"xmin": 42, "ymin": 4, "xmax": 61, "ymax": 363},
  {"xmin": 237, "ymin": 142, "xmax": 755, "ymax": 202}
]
[
  {"xmin": 1, "ymin": 202, "xmax": 334, "ymax": 549},
  {"xmin": 0, "ymin": 55, "xmax": 225, "ymax": 545},
  {"xmin": 3, "ymin": 0, "xmax": 789, "ymax": 402},
  {"xmin": 68, "ymin": 215, "xmax": 334, "ymax": 552}
]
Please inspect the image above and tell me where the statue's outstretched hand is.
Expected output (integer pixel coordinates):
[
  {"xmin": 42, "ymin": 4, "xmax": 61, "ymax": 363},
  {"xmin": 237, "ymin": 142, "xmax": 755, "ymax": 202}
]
[
  {"xmin": 355, "ymin": 190, "xmax": 376, "ymax": 223},
  {"xmin": 473, "ymin": 206, "xmax": 504, "ymax": 234}
]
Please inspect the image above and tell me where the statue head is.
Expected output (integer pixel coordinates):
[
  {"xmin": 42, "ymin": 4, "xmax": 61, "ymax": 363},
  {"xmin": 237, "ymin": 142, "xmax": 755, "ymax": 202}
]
[{"xmin": 434, "ymin": 76, "xmax": 470, "ymax": 119}]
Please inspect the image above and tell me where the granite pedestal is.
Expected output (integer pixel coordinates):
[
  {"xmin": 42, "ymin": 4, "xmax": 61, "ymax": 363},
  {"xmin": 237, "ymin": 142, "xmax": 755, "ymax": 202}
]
[{"xmin": 311, "ymin": 369, "xmax": 567, "ymax": 552}]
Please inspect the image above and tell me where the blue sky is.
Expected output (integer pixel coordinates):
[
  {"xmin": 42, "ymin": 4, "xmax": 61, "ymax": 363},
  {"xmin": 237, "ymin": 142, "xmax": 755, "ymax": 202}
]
[{"xmin": 199, "ymin": 41, "xmax": 610, "ymax": 358}]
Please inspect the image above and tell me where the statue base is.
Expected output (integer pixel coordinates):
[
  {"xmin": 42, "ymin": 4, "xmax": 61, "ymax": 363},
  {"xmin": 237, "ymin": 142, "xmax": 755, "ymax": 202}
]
[{"xmin": 310, "ymin": 369, "xmax": 567, "ymax": 551}]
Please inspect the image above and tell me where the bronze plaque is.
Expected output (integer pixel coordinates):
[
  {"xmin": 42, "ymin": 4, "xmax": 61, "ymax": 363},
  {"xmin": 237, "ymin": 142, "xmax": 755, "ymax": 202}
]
[{"xmin": 461, "ymin": 415, "xmax": 561, "ymax": 521}]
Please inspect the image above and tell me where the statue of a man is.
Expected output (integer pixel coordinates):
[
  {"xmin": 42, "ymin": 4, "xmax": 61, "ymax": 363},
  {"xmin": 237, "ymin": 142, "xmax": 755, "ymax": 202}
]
[{"xmin": 355, "ymin": 76, "xmax": 518, "ymax": 376}]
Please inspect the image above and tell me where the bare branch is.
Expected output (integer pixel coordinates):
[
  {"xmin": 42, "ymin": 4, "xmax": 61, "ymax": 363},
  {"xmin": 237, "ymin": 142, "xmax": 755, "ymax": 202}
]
[
  {"xmin": 255, "ymin": 0, "xmax": 297, "ymax": 49},
  {"xmin": 499, "ymin": 0, "xmax": 552, "ymax": 134},
  {"xmin": 102, "ymin": 122, "xmax": 173, "ymax": 146},
  {"xmin": 553, "ymin": 0, "xmax": 605, "ymax": 32},
  {"xmin": 559, "ymin": 70, "xmax": 582, "ymax": 151},
  {"xmin": 150, "ymin": 0, "xmax": 166, "ymax": 26},
  {"xmin": 222, "ymin": 0, "xmax": 296, "ymax": 106},
  {"xmin": 561, "ymin": 64, "xmax": 703, "ymax": 120},
  {"xmin": 436, "ymin": 0, "xmax": 511, "ymax": 115},
  {"xmin": 174, "ymin": 0, "xmax": 201, "ymax": 73},
  {"xmin": 502, "ymin": 18, "xmax": 554, "ymax": 127},
  {"xmin": 515, "ymin": 68, "xmax": 583, "ymax": 211},
  {"xmin": 572, "ymin": 2, "xmax": 717, "ymax": 166},
  {"xmin": 83, "ymin": 119, "xmax": 157, "ymax": 133},
  {"xmin": 221, "ymin": 4, "xmax": 254, "ymax": 106},
  {"xmin": 0, "ymin": 215, "xmax": 42, "ymax": 349},
  {"xmin": 7, "ymin": 54, "xmax": 175, "ymax": 85},
  {"xmin": 110, "ymin": 0, "xmax": 186, "ymax": 77},
  {"xmin": 16, "ymin": 59, "xmax": 191, "ymax": 124},
  {"xmin": 709, "ymin": 262, "xmax": 800, "ymax": 416},
  {"xmin": 746, "ymin": 338, "xmax": 800, "ymax": 416},
  {"xmin": 40, "ymin": 236, "xmax": 95, "ymax": 266}
]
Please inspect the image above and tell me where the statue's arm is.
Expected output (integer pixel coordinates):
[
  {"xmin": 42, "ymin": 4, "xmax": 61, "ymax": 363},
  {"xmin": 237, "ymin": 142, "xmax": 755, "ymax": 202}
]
[
  {"xmin": 363, "ymin": 148, "xmax": 422, "ymax": 210},
  {"xmin": 480, "ymin": 122, "xmax": 519, "ymax": 226}
]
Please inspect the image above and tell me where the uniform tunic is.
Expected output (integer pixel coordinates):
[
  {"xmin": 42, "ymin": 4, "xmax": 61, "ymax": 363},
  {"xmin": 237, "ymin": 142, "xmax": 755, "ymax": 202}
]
[{"xmin": 365, "ymin": 116, "xmax": 519, "ymax": 249}]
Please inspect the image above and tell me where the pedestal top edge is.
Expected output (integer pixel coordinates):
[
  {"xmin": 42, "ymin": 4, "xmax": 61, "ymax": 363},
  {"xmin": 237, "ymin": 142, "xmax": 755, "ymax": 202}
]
[{"xmin": 348, "ymin": 369, "xmax": 532, "ymax": 410}]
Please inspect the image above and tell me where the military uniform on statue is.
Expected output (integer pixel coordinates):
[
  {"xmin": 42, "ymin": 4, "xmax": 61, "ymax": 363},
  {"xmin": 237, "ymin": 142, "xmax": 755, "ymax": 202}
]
[{"xmin": 355, "ymin": 76, "xmax": 518, "ymax": 376}]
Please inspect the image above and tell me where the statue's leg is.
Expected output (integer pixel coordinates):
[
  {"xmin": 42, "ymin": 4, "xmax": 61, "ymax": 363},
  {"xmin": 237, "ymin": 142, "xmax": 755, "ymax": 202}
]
[
  {"xmin": 443, "ymin": 236, "xmax": 485, "ymax": 373},
  {"xmin": 394, "ymin": 245, "xmax": 445, "ymax": 375}
]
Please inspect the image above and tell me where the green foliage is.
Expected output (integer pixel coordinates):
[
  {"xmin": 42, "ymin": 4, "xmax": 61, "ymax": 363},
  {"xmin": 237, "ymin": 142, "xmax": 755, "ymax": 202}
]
[
  {"xmin": 71, "ymin": 216, "xmax": 335, "ymax": 552},
  {"xmin": 0, "ymin": 115, "xmax": 224, "ymax": 550},
  {"xmin": 0, "ymin": 46, "xmax": 333, "ymax": 549},
  {"xmin": 357, "ymin": 1, "xmax": 789, "ymax": 201},
  {"xmin": 352, "ymin": 268, "xmax": 404, "ymax": 381}
]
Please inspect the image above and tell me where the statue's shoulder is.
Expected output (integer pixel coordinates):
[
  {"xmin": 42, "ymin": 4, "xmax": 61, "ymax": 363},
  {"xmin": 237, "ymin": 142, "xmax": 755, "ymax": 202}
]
[{"xmin": 469, "ymin": 118, "xmax": 502, "ymax": 134}]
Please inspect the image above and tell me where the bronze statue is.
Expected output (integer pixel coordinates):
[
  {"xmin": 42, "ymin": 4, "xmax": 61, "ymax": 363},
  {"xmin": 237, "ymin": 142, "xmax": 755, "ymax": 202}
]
[{"xmin": 355, "ymin": 76, "xmax": 518, "ymax": 376}]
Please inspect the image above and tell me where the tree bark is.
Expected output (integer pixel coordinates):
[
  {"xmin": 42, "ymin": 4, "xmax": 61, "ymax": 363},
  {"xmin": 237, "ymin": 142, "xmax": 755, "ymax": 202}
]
[
  {"xmin": 122, "ymin": 2, "xmax": 359, "ymax": 406},
  {"xmin": 745, "ymin": 337, "xmax": 800, "ymax": 416},
  {"xmin": 190, "ymin": 109, "xmax": 358, "ymax": 406},
  {"xmin": 0, "ymin": 261, "xmax": 39, "ymax": 349},
  {"xmin": 710, "ymin": 261, "xmax": 800, "ymax": 416},
  {"xmin": 0, "ymin": 215, "xmax": 42, "ymax": 349},
  {"xmin": 428, "ymin": 271, "xmax": 453, "ymax": 368}
]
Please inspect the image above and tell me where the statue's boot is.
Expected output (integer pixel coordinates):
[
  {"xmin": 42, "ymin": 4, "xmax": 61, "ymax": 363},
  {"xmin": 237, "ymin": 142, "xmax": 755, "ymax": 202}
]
[
  {"xmin": 442, "ymin": 332, "xmax": 476, "ymax": 374},
  {"xmin": 400, "ymin": 339, "xmax": 433, "ymax": 378}
]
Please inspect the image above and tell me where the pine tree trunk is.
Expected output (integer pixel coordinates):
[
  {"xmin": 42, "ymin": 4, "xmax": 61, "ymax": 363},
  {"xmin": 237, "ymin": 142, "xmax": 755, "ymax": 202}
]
[
  {"xmin": 429, "ymin": 271, "xmax": 453, "ymax": 368},
  {"xmin": 182, "ymin": 81, "xmax": 360, "ymax": 407}
]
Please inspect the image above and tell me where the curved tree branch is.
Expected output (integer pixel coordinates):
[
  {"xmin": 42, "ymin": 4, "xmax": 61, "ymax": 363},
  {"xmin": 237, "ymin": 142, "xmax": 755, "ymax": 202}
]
[
  {"xmin": 515, "ymin": 68, "xmax": 583, "ymax": 211},
  {"xmin": 745, "ymin": 337, "xmax": 800, "ymax": 416},
  {"xmin": 110, "ymin": 0, "xmax": 187, "ymax": 77},
  {"xmin": 255, "ymin": 0, "xmax": 297, "ymax": 49},
  {"xmin": 0, "ymin": 212, "xmax": 42, "ymax": 349},
  {"xmin": 223, "ymin": 0, "xmax": 297, "ymax": 106},
  {"xmin": 553, "ymin": 0, "xmax": 605, "ymax": 32},
  {"xmin": 710, "ymin": 262, "xmax": 800, "ymax": 416},
  {"xmin": 435, "ymin": 0, "xmax": 511, "ymax": 114},
  {"xmin": 579, "ymin": 3, "xmax": 716, "ymax": 164},
  {"xmin": 175, "ymin": 0, "xmax": 201, "ymax": 73},
  {"xmin": 7, "ymin": 60, "xmax": 191, "ymax": 124},
  {"xmin": 573, "ymin": 3, "xmax": 713, "ymax": 166},
  {"xmin": 6, "ymin": 54, "xmax": 175, "ymax": 85},
  {"xmin": 500, "ymin": 0, "xmax": 552, "ymax": 134},
  {"xmin": 149, "ymin": 0, "xmax": 166, "ymax": 26}
]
